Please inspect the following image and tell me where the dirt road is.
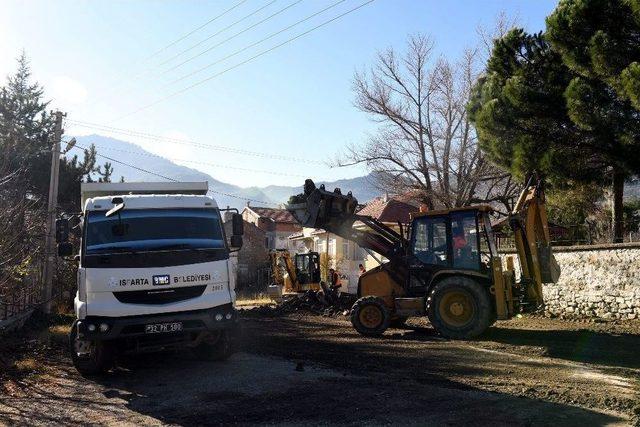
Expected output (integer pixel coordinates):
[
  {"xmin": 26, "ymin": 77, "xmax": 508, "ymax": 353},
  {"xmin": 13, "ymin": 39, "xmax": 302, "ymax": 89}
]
[{"xmin": 1, "ymin": 314, "xmax": 639, "ymax": 426}]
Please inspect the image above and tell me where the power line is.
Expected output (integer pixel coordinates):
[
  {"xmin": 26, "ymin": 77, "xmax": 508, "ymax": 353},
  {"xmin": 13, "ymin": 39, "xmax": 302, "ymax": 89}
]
[
  {"xmin": 83, "ymin": 0, "xmax": 249, "ymax": 111},
  {"xmin": 72, "ymin": 144, "xmax": 276, "ymax": 205},
  {"xmin": 144, "ymin": 0, "xmax": 249, "ymax": 61},
  {"xmin": 167, "ymin": 0, "xmax": 347, "ymax": 85},
  {"xmin": 85, "ymin": 144, "xmax": 308, "ymax": 177},
  {"xmin": 66, "ymin": 118, "xmax": 327, "ymax": 164},
  {"xmin": 162, "ymin": 0, "xmax": 304, "ymax": 74},
  {"xmin": 159, "ymin": 0, "xmax": 284, "ymax": 68},
  {"xmin": 110, "ymin": 0, "xmax": 376, "ymax": 122}
]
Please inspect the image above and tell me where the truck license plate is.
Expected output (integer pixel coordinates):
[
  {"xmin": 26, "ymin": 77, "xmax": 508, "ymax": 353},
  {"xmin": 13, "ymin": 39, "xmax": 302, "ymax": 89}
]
[{"xmin": 145, "ymin": 322, "xmax": 183, "ymax": 334}]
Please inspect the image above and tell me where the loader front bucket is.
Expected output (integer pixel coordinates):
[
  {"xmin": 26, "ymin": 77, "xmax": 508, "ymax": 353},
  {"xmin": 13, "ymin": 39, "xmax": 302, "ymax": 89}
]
[{"xmin": 286, "ymin": 179, "xmax": 359, "ymax": 233}]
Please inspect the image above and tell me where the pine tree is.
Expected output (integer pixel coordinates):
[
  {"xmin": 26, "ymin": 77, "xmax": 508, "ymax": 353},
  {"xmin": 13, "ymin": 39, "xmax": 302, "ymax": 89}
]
[
  {"xmin": 469, "ymin": 27, "xmax": 640, "ymax": 242},
  {"xmin": 0, "ymin": 53, "xmax": 102, "ymax": 211},
  {"xmin": 546, "ymin": 0, "xmax": 640, "ymax": 241}
]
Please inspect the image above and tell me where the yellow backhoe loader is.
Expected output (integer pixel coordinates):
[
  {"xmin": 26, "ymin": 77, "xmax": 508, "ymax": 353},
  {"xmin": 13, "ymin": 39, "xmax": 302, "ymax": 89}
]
[
  {"xmin": 286, "ymin": 174, "xmax": 560, "ymax": 339},
  {"xmin": 267, "ymin": 250, "xmax": 322, "ymax": 299}
]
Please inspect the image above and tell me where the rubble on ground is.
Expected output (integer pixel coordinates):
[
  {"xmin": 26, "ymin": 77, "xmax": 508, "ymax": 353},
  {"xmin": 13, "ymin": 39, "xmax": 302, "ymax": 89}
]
[{"xmin": 241, "ymin": 291, "xmax": 356, "ymax": 318}]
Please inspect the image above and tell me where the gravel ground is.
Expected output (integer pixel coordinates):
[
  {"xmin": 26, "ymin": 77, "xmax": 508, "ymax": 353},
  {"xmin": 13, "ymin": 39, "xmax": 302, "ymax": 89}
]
[{"xmin": 1, "ymin": 313, "xmax": 639, "ymax": 426}]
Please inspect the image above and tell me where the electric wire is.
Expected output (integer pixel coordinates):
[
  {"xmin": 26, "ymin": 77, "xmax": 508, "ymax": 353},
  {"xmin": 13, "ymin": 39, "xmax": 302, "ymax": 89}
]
[
  {"xmin": 167, "ymin": 0, "xmax": 348, "ymax": 86},
  {"xmin": 110, "ymin": 0, "xmax": 376, "ymax": 122},
  {"xmin": 71, "ymin": 144, "xmax": 276, "ymax": 205},
  {"xmin": 85, "ymin": 144, "xmax": 307, "ymax": 177},
  {"xmin": 144, "ymin": 0, "xmax": 249, "ymax": 61},
  {"xmin": 161, "ymin": 0, "xmax": 304, "ymax": 73},
  {"xmin": 84, "ymin": 0, "xmax": 249, "ymax": 109},
  {"xmin": 66, "ymin": 118, "xmax": 327, "ymax": 164},
  {"xmin": 158, "ymin": 0, "xmax": 286, "ymax": 68}
]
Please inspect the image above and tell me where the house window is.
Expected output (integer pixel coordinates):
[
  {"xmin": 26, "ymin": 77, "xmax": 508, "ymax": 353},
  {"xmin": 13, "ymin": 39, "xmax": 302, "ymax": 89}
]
[{"xmin": 342, "ymin": 240, "xmax": 350, "ymax": 260}]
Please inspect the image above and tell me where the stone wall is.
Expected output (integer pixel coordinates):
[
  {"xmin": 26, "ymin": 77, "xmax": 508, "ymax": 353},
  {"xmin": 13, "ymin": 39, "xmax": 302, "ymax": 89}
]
[{"xmin": 501, "ymin": 243, "xmax": 640, "ymax": 319}]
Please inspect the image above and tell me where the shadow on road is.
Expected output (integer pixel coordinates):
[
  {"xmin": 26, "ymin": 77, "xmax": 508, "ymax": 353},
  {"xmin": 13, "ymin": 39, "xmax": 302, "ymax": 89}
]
[{"xmin": 481, "ymin": 326, "xmax": 640, "ymax": 369}]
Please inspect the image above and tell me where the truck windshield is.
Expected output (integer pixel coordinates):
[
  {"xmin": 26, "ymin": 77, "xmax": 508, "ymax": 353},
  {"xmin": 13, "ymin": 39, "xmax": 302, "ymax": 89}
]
[{"xmin": 85, "ymin": 208, "xmax": 224, "ymax": 255}]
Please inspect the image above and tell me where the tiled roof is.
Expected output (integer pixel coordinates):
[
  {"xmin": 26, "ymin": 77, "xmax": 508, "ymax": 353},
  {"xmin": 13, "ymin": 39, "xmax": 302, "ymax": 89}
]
[
  {"xmin": 248, "ymin": 207, "xmax": 298, "ymax": 224},
  {"xmin": 357, "ymin": 197, "xmax": 418, "ymax": 224}
]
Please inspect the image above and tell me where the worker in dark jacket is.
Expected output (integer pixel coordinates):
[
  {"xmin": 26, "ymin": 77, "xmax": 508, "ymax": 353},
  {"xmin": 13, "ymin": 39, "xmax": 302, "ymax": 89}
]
[{"xmin": 328, "ymin": 268, "xmax": 341, "ymax": 291}]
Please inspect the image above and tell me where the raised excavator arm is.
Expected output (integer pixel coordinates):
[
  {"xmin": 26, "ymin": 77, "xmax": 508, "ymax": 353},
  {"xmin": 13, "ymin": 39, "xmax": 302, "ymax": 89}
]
[
  {"xmin": 505, "ymin": 174, "xmax": 561, "ymax": 309},
  {"xmin": 287, "ymin": 180, "xmax": 407, "ymax": 262}
]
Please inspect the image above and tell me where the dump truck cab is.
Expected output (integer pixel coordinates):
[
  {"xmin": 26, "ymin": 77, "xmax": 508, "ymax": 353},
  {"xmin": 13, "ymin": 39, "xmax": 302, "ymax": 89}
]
[{"xmin": 58, "ymin": 182, "xmax": 244, "ymax": 375}]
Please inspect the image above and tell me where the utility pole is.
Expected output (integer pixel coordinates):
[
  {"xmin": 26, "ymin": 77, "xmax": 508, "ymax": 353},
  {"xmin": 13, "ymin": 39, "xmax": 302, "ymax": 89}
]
[{"xmin": 42, "ymin": 111, "xmax": 64, "ymax": 314}]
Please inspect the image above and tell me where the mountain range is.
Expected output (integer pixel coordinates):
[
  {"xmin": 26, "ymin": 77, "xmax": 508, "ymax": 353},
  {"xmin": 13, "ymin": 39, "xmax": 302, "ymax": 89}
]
[{"xmin": 72, "ymin": 135, "xmax": 381, "ymax": 209}]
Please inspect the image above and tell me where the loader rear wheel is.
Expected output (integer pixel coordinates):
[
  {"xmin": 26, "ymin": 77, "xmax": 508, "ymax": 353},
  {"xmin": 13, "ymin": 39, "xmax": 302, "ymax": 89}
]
[
  {"xmin": 427, "ymin": 277, "xmax": 492, "ymax": 339},
  {"xmin": 350, "ymin": 296, "xmax": 390, "ymax": 337}
]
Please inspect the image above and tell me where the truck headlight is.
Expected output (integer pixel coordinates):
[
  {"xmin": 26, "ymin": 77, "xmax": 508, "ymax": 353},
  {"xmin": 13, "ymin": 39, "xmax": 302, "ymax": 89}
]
[
  {"xmin": 215, "ymin": 314, "xmax": 223, "ymax": 321},
  {"xmin": 87, "ymin": 324, "xmax": 96, "ymax": 332},
  {"xmin": 99, "ymin": 323, "xmax": 110, "ymax": 333}
]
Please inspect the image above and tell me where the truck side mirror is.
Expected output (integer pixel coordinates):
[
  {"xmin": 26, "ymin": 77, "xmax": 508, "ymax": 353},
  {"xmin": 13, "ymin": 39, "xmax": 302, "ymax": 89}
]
[
  {"xmin": 230, "ymin": 235, "xmax": 243, "ymax": 251},
  {"xmin": 69, "ymin": 215, "xmax": 83, "ymax": 238},
  {"xmin": 57, "ymin": 242, "xmax": 73, "ymax": 257},
  {"xmin": 55, "ymin": 218, "xmax": 69, "ymax": 243},
  {"xmin": 232, "ymin": 213, "xmax": 244, "ymax": 236}
]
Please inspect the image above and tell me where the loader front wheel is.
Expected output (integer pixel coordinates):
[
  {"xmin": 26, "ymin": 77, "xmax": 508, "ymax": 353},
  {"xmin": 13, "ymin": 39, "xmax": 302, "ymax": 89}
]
[
  {"xmin": 427, "ymin": 277, "xmax": 492, "ymax": 339},
  {"xmin": 351, "ymin": 296, "xmax": 390, "ymax": 337}
]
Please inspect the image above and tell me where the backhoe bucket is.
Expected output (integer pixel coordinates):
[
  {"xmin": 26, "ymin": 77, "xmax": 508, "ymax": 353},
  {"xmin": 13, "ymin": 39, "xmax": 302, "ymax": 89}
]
[{"xmin": 286, "ymin": 179, "xmax": 359, "ymax": 232}]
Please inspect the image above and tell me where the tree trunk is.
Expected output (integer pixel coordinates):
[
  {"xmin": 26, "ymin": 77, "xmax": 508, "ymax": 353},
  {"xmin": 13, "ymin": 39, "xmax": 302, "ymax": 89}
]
[{"xmin": 612, "ymin": 170, "xmax": 625, "ymax": 243}]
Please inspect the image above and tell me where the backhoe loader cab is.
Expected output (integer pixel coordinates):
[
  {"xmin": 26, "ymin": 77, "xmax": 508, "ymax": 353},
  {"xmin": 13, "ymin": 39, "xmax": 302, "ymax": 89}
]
[
  {"xmin": 294, "ymin": 252, "xmax": 321, "ymax": 285},
  {"xmin": 287, "ymin": 175, "xmax": 560, "ymax": 340},
  {"xmin": 268, "ymin": 250, "xmax": 322, "ymax": 298},
  {"xmin": 409, "ymin": 206, "xmax": 496, "ymax": 275}
]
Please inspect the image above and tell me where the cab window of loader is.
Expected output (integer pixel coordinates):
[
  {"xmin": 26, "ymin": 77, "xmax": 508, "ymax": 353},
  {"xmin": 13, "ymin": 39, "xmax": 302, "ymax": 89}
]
[
  {"xmin": 450, "ymin": 211, "xmax": 481, "ymax": 271},
  {"xmin": 412, "ymin": 216, "xmax": 448, "ymax": 266}
]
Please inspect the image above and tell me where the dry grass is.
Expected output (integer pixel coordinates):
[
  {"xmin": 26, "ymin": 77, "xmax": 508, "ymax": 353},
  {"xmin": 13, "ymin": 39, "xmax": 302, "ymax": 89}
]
[
  {"xmin": 236, "ymin": 297, "xmax": 274, "ymax": 307},
  {"xmin": 47, "ymin": 324, "xmax": 71, "ymax": 345},
  {"xmin": 13, "ymin": 357, "xmax": 40, "ymax": 373}
]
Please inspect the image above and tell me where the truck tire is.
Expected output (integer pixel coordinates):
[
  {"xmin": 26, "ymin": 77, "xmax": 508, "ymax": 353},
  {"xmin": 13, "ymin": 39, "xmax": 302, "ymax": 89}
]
[
  {"xmin": 68, "ymin": 322, "xmax": 115, "ymax": 376},
  {"xmin": 192, "ymin": 330, "xmax": 234, "ymax": 361},
  {"xmin": 350, "ymin": 296, "xmax": 390, "ymax": 337},
  {"xmin": 426, "ymin": 276, "xmax": 492, "ymax": 340}
]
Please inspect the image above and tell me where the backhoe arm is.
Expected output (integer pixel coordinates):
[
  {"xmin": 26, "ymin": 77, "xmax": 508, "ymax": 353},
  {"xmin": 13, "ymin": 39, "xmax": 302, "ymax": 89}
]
[{"xmin": 508, "ymin": 174, "xmax": 561, "ymax": 306}]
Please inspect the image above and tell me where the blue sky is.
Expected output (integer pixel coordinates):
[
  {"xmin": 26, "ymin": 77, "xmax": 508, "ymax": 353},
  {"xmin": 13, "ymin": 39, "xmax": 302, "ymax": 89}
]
[{"xmin": 1, "ymin": 0, "xmax": 557, "ymax": 188}]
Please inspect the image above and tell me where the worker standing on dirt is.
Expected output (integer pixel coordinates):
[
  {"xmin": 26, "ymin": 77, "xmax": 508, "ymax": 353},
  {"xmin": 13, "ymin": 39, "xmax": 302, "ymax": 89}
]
[{"xmin": 328, "ymin": 268, "xmax": 342, "ymax": 291}]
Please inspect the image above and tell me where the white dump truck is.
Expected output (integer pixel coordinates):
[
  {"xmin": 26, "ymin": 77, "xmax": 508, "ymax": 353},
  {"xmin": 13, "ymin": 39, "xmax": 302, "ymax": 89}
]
[{"xmin": 55, "ymin": 182, "xmax": 244, "ymax": 375}]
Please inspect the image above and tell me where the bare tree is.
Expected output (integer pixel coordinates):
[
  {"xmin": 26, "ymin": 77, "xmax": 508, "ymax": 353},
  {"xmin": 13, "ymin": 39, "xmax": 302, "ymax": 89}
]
[
  {"xmin": 476, "ymin": 10, "xmax": 521, "ymax": 61},
  {"xmin": 339, "ymin": 34, "xmax": 519, "ymax": 214}
]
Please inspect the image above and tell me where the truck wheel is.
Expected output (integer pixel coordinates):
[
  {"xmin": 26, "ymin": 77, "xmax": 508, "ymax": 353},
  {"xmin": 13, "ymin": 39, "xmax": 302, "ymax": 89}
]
[
  {"xmin": 68, "ymin": 322, "xmax": 115, "ymax": 376},
  {"xmin": 192, "ymin": 330, "xmax": 234, "ymax": 361},
  {"xmin": 426, "ymin": 277, "xmax": 492, "ymax": 340},
  {"xmin": 350, "ymin": 296, "xmax": 390, "ymax": 337}
]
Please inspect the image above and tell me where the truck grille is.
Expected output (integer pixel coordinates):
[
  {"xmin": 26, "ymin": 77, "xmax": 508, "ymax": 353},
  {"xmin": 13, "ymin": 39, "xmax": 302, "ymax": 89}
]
[{"xmin": 113, "ymin": 285, "xmax": 207, "ymax": 305}]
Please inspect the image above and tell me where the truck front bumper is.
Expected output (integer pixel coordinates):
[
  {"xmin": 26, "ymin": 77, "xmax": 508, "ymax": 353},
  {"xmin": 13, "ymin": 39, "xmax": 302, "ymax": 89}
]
[{"xmin": 77, "ymin": 303, "xmax": 238, "ymax": 341}]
